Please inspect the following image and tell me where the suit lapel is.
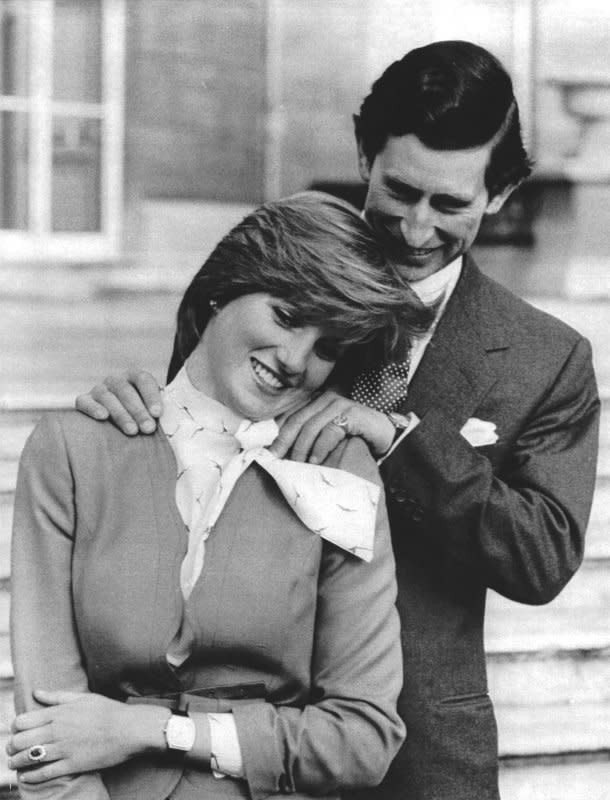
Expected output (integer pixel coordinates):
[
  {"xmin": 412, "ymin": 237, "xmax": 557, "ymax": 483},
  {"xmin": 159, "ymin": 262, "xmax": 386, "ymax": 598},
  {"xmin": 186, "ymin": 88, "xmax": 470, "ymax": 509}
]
[{"xmin": 404, "ymin": 256, "xmax": 508, "ymax": 428}]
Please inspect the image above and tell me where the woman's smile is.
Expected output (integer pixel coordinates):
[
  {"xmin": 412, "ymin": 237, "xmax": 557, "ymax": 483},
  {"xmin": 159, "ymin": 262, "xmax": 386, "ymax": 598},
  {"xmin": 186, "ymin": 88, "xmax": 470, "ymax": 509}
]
[
  {"xmin": 186, "ymin": 293, "xmax": 336, "ymax": 420},
  {"xmin": 250, "ymin": 357, "xmax": 293, "ymax": 392}
]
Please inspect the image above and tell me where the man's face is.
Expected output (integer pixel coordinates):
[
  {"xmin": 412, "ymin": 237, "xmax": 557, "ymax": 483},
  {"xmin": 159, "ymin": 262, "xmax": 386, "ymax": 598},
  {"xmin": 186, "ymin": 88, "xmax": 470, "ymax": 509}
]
[{"xmin": 359, "ymin": 133, "xmax": 510, "ymax": 282}]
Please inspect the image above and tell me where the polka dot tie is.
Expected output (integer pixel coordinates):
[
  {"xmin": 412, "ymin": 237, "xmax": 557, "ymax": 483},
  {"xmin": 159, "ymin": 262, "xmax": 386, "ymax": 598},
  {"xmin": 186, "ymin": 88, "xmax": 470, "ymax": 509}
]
[{"xmin": 350, "ymin": 352, "xmax": 411, "ymax": 413}]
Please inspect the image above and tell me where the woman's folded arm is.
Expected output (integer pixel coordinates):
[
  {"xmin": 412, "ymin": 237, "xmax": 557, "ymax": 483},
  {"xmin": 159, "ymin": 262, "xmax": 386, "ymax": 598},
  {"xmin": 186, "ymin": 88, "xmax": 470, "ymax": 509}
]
[
  {"xmin": 10, "ymin": 415, "xmax": 111, "ymax": 800},
  {"xmin": 232, "ymin": 439, "xmax": 405, "ymax": 799}
]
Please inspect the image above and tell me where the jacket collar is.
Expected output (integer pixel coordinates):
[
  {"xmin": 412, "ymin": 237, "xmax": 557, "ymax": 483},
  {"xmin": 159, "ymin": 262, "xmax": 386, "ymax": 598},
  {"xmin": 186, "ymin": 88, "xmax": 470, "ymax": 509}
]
[{"xmin": 404, "ymin": 254, "xmax": 509, "ymax": 427}]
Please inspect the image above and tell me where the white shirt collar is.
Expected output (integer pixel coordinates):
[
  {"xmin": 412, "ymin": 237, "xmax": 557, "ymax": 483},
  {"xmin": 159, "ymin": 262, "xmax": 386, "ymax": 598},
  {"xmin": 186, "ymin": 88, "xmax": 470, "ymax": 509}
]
[
  {"xmin": 359, "ymin": 208, "xmax": 463, "ymax": 311},
  {"xmin": 164, "ymin": 364, "xmax": 246, "ymax": 435},
  {"xmin": 408, "ymin": 255, "xmax": 463, "ymax": 309}
]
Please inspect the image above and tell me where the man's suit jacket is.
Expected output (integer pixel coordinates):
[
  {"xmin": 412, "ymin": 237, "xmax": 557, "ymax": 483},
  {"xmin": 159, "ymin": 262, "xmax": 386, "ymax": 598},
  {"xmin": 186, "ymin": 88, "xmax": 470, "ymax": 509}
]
[
  {"xmin": 11, "ymin": 414, "xmax": 404, "ymax": 800},
  {"xmin": 356, "ymin": 255, "xmax": 600, "ymax": 800}
]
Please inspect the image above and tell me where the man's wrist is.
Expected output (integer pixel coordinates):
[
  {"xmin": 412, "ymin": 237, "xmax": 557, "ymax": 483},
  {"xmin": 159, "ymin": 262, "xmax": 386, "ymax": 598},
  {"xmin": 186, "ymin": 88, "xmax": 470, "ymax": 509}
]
[
  {"xmin": 371, "ymin": 412, "xmax": 399, "ymax": 457},
  {"xmin": 384, "ymin": 412, "xmax": 414, "ymax": 447},
  {"xmin": 377, "ymin": 411, "xmax": 420, "ymax": 462}
]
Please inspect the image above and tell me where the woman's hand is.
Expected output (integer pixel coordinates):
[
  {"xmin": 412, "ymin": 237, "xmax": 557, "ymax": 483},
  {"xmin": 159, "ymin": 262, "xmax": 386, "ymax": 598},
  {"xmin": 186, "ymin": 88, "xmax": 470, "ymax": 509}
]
[
  {"xmin": 271, "ymin": 389, "xmax": 395, "ymax": 463},
  {"xmin": 75, "ymin": 370, "xmax": 163, "ymax": 435},
  {"xmin": 6, "ymin": 690, "xmax": 168, "ymax": 784}
]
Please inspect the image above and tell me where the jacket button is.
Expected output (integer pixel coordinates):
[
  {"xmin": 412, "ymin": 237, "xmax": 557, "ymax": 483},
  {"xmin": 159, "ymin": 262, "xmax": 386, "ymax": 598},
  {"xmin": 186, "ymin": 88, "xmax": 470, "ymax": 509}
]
[
  {"xmin": 394, "ymin": 489, "xmax": 408, "ymax": 504},
  {"xmin": 411, "ymin": 506, "xmax": 425, "ymax": 523}
]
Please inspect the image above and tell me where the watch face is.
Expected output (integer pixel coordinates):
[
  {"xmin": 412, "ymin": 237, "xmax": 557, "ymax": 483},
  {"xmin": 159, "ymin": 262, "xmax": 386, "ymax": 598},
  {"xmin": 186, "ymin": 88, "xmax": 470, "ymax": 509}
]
[{"xmin": 165, "ymin": 715, "xmax": 196, "ymax": 751}]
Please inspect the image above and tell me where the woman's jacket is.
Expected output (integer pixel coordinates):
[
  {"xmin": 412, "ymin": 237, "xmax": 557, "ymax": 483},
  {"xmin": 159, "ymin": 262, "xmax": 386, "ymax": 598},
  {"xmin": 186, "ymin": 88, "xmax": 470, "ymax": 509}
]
[{"xmin": 11, "ymin": 411, "xmax": 404, "ymax": 800}]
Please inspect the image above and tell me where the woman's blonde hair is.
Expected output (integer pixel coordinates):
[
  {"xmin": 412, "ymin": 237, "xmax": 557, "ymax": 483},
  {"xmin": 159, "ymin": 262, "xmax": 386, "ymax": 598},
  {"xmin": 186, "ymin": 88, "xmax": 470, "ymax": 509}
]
[{"xmin": 168, "ymin": 191, "xmax": 432, "ymax": 386}]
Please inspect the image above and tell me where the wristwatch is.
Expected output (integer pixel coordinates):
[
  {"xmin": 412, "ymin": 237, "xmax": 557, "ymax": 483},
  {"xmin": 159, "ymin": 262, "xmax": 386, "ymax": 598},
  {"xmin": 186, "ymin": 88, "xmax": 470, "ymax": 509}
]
[{"xmin": 164, "ymin": 713, "xmax": 196, "ymax": 752}]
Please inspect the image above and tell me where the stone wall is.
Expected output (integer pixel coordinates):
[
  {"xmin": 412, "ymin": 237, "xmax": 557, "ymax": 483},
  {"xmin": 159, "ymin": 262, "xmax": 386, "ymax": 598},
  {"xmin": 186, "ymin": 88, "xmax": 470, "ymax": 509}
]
[{"xmin": 123, "ymin": 0, "xmax": 266, "ymax": 204}]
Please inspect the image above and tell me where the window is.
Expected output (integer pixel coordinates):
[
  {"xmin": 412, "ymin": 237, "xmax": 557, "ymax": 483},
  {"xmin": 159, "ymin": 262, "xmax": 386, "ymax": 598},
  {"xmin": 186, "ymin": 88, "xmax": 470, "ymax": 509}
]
[{"xmin": 0, "ymin": 0, "xmax": 124, "ymax": 260}]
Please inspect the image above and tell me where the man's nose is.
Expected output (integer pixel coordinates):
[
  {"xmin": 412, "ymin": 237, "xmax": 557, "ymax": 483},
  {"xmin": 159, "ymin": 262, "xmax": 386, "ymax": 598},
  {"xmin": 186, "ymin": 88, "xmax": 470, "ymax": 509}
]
[
  {"xmin": 277, "ymin": 328, "xmax": 318, "ymax": 373},
  {"xmin": 399, "ymin": 202, "xmax": 435, "ymax": 247}
]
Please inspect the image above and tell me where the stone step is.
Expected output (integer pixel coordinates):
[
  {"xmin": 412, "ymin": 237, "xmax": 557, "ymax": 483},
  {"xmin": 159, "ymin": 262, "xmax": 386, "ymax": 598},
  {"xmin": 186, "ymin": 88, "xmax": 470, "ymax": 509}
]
[
  {"xmin": 488, "ymin": 648, "xmax": 610, "ymax": 708},
  {"xmin": 530, "ymin": 299, "xmax": 610, "ymax": 391},
  {"xmin": 0, "ymin": 680, "xmax": 13, "ymax": 735},
  {"xmin": 0, "ymin": 499, "xmax": 12, "ymax": 581},
  {"xmin": 485, "ymin": 558, "xmax": 610, "ymax": 653},
  {"xmin": 0, "ymin": 420, "xmax": 38, "ymax": 462},
  {"xmin": 498, "ymin": 754, "xmax": 610, "ymax": 800},
  {"xmin": 585, "ymin": 478, "xmax": 610, "ymax": 559},
  {"xmin": 0, "ymin": 593, "xmax": 8, "ymax": 638},
  {"xmin": 490, "ymin": 650, "xmax": 610, "ymax": 757},
  {"xmin": 0, "ymin": 463, "xmax": 17, "ymax": 498},
  {"xmin": 496, "ymin": 700, "xmax": 610, "ymax": 757},
  {"xmin": 0, "ymin": 632, "xmax": 10, "ymax": 681}
]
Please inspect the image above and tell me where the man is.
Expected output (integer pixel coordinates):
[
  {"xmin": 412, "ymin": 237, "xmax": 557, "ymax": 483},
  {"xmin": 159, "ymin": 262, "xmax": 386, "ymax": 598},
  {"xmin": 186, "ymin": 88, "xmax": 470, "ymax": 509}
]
[{"xmin": 77, "ymin": 41, "xmax": 600, "ymax": 799}]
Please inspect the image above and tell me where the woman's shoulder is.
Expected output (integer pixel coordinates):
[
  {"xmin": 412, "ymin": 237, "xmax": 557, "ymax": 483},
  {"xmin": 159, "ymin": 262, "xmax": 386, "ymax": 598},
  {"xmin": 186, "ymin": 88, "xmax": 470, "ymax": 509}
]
[
  {"xmin": 29, "ymin": 409, "xmax": 129, "ymax": 445},
  {"xmin": 322, "ymin": 436, "xmax": 382, "ymax": 487},
  {"xmin": 24, "ymin": 410, "xmax": 162, "ymax": 466}
]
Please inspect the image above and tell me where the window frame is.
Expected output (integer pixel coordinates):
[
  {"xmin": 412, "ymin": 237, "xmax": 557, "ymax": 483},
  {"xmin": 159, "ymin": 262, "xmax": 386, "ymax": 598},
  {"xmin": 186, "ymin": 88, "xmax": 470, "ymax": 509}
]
[{"xmin": 0, "ymin": 0, "xmax": 125, "ymax": 260}]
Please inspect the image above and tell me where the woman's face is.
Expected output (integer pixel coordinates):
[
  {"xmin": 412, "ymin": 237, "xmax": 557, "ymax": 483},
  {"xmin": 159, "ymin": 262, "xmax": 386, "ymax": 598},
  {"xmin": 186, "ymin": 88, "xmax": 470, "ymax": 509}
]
[{"xmin": 186, "ymin": 293, "xmax": 345, "ymax": 420}]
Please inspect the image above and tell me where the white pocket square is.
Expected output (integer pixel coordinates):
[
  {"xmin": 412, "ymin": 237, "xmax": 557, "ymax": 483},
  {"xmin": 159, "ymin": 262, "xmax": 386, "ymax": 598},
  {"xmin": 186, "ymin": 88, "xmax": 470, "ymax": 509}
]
[{"xmin": 460, "ymin": 418, "xmax": 498, "ymax": 447}]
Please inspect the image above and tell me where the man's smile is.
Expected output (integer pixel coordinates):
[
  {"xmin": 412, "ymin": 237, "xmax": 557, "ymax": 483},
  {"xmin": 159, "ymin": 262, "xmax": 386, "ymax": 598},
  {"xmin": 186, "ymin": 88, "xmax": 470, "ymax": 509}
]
[{"xmin": 402, "ymin": 244, "xmax": 442, "ymax": 258}]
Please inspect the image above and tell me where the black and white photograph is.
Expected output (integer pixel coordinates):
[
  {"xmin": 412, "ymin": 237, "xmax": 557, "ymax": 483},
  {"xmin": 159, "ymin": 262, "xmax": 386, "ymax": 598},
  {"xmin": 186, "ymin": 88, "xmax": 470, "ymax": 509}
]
[{"xmin": 1, "ymin": 2, "xmax": 608, "ymax": 798}]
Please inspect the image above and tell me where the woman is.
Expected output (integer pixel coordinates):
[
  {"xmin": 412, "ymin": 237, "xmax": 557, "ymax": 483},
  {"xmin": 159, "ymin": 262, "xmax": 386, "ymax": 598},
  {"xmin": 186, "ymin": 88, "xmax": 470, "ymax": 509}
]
[{"xmin": 9, "ymin": 193, "xmax": 429, "ymax": 800}]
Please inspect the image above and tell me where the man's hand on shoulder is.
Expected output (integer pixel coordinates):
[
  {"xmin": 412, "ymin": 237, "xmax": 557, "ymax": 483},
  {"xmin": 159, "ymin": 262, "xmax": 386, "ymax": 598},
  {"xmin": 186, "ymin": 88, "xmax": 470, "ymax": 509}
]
[
  {"xmin": 75, "ymin": 370, "xmax": 163, "ymax": 436},
  {"xmin": 270, "ymin": 390, "xmax": 395, "ymax": 463}
]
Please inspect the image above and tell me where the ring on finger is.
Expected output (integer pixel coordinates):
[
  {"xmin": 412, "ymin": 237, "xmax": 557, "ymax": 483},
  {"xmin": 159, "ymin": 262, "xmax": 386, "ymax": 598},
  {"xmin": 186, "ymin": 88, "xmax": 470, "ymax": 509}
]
[
  {"xmin": 331, "ymin": 413, "xmax": 349, "ymax": 432},
  {"xmin": 27, "ymin": 745, "xmax": 47, "ymax": 763}
]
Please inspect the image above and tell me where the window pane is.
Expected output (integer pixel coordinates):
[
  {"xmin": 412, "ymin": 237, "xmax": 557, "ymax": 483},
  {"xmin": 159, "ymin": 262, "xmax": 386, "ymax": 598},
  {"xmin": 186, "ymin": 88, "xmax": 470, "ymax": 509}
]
[
  {"xmin": 52, "ymin": 116, "xmax": 101, "ymax": 231},
  {"xmin": 0, "ymin": 111, "xmax": 28, "ymax": 229},
  {"xmin": 53, "ymin": 0, "xmax": 102, "ymax": 102},
  {"xmin": 0, "ymin": 0, "xmax": 30, "ymax": 96}
]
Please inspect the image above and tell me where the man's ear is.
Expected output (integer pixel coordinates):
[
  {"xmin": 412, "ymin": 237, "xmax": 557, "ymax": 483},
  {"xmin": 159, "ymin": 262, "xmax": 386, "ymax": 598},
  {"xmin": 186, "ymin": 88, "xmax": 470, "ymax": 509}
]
[
  {"xmin": 355, "ymin": 130, "xmax": 371, "ymax": 182},
  {"xmin": 485, "ymin": 184, "xmax": 515, "ymax": 215}
]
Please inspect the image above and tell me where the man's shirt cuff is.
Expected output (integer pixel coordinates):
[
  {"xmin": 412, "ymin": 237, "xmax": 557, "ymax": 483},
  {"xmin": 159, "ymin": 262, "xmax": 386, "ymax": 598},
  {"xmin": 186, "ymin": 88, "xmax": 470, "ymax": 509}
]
[{"xmin": 377, "ymin": 413, "xmax": 421, "ymax": 464}]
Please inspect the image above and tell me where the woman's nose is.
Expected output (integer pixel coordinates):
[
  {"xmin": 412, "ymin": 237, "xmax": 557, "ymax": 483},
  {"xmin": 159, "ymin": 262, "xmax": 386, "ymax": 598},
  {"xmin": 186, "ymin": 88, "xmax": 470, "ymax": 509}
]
[{"xmin": 277, "ymin": 328, "xmax": 319, "ymax": 374}]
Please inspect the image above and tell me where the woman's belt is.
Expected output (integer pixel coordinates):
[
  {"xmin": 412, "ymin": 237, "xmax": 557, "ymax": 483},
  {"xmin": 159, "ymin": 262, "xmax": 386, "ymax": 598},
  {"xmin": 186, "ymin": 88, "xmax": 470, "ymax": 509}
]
[{"xmin": 125, "ymin": 682, "xmax": 267, "ymax": 714}]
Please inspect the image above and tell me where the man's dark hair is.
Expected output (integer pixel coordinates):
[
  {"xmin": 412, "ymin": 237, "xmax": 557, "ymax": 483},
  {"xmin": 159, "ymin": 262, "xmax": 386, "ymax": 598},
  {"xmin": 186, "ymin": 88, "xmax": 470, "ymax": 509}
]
[{"xmin": 354, "ymin": 40, "xmax": 533, "ymax": 197}]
